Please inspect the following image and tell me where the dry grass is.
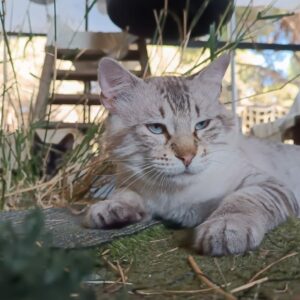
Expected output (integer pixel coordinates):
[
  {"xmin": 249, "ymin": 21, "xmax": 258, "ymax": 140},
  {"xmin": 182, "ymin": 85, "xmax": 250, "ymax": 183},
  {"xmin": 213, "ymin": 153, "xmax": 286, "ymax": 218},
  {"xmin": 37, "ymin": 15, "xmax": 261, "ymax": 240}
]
[
  {"xmin": 0, "ymin": 120, "xmax": 114, "ymax": 210},
  {"xmin": 0, "ymin": 4, "xmax": 295, "ymax": 211}
]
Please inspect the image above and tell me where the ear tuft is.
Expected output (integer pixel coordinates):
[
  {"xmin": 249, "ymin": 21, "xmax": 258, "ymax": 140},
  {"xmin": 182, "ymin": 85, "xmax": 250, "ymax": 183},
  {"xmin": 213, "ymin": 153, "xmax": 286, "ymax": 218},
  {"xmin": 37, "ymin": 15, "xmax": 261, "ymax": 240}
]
[{"xmin": 97, "ymin": 58, "xmax": 141, "ymax": 110}]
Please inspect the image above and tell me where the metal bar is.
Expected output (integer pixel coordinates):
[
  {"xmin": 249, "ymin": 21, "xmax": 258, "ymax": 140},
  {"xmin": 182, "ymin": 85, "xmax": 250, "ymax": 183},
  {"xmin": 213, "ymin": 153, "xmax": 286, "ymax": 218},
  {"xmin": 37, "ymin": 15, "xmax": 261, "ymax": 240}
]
[
  {"xmin": 3, "ymin": 34, "xmax": 299, "ymax": 54},
  {"xmin": 5, "ymin": 30, "xmax": 300, "ymax": 52},
  {"xmin": 161, "ymin": 40, "xmax": 300, "ymax": 52},
  {"xmin": 84, "ymin": 0, "xmax": 90, "ymax": 122},
  {"xmin": 1, "ymin": 2, "xmax": 7, "ymax": 130},
  {"xmin": 7, "ymin": 31, "xmax": 47, "ymax": 37},
  {"xmin": 5, "ymin": 31, "xmax": 300, "ymax": 52},
  {"xmin": 85, "ymin": 0, "xmax": 89, "ymax": 31},
  {"xmin": 229, "ymin": 9, "xmax": 237, "ymax": 116}
]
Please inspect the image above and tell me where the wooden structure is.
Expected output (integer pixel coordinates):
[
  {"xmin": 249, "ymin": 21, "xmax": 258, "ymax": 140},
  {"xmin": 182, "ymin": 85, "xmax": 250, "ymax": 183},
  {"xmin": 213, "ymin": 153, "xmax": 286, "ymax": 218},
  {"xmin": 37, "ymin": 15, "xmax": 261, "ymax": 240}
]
[
  {"xmin": 33, "ymin": 35, "xmax": 150, "ymax": 127},
  {"xmin": 238, "ymin": 104, "xmax": 289, "ymax": 134}
]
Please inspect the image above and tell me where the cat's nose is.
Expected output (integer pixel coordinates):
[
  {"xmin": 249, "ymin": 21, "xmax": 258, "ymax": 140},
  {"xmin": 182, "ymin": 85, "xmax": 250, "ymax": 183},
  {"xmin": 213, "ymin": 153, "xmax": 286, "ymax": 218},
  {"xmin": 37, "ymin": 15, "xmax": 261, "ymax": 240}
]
[{"xmin": 175, "ymin": 153, "xmax": 195, "ymax": 167}]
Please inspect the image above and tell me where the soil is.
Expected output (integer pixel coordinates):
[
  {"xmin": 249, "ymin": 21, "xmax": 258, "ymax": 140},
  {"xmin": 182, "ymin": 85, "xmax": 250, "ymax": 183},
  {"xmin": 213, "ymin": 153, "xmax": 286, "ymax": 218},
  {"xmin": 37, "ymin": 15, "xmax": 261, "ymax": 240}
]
[{"xmin": 2, "ymin": 208, "xmax": 300, "ymax": 299}]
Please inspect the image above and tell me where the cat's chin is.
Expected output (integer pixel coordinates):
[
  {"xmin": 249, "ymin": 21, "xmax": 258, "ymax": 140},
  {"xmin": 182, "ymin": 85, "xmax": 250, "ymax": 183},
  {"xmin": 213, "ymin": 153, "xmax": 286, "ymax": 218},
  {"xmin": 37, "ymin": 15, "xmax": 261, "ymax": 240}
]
[
  {"xmin": 163, "ymin": 172, "xmax": 199, "ymax": 187},
  {"xmin": 164, "ymin": 169, "xmax": 201, "ymax": 182},
  {"xmin": 161, "ymin": 165, "xmax": 204, "ymax": 178},
  {"xmin": 176, "ymin": 170, "xmax": 196, "ymax": 176}
]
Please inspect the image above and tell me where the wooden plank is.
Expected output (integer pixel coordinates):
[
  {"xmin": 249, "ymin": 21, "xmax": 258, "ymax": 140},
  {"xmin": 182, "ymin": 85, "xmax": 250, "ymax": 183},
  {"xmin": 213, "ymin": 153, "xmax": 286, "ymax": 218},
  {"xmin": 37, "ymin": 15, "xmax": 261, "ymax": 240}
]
[
  {"xmin": 0, "ymin": 208, "xmax": 159, "ymax": 249},
  {"xmin": 33, "ymin": 42, "xmax": 146, "ymax": 123},
  {"xmin": 35, "ymin": 122, "xmax": 97, "ymax": 131},
  {"xmin": 53, "ymin": 47, "xmax": 140, "ymax": 61},
  {"xmin": 32, "ymin": 48, "xmax": 55, "ymax": 121},
  {"xmin": 56, "ymin": 69, "xmax": 97, "ymax": 81},
  {"xmin": 55, "ymin": 69, "xmax": 142, "ymax": 81},
  {"xmin": 50, "ymin": 93, "xmax": 101, "ymax": 106}
]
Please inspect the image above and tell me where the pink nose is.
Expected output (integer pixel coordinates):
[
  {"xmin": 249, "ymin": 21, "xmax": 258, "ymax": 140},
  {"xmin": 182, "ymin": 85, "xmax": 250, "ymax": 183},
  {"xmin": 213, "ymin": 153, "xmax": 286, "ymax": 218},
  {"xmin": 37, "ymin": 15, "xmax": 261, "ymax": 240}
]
[{"xmin": 175, "ymin": 153, "xmax": 195, "ymax": 167}]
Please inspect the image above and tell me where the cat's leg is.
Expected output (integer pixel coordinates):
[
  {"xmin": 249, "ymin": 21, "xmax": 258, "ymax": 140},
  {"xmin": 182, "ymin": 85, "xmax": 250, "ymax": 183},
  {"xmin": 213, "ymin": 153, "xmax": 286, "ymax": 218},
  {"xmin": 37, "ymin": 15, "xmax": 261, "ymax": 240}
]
[
  {"xmin": 194, "ymin": 178, "xmax": 299, "ymax": 256},
  {"xmin": 159, "ymin": 198, "xmax": 221, "ymax": 228},
  {"xmin": 83, "ymin": 189, "xmax": 148, "ymax": 229}
]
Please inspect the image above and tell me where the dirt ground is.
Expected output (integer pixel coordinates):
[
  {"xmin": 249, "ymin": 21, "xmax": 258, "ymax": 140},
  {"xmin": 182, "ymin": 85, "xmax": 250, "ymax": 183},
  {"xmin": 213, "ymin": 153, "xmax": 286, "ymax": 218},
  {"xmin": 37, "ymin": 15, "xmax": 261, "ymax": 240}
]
[{"xmin": 88, "ymin": 218, "xmax": 300, "ymax": 300}]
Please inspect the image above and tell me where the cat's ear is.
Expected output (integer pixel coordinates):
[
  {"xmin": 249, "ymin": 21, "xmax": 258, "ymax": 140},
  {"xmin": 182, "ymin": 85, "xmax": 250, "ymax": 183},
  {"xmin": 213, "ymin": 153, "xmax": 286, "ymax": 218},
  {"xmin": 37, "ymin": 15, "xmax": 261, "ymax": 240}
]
[
  {"xmin": 98, "ymin": 57, "xmax": 142, "ymax": 111},
  {"xmin": 191, "ymin": 53, "xmax": 230, "ymax": 84},
  {"xmin": 57, "ymin": 133, "xmax": 74, "ymax": 152},
  {"xmin": 33, "ymin": 132, "xmax": 42, "ymax": 144}
]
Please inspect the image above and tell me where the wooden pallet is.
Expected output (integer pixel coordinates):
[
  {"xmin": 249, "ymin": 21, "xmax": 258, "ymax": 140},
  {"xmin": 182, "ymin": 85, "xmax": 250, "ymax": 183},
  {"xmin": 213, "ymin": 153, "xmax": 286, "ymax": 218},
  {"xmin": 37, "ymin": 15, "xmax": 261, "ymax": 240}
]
[{"xmin": 33, "ymin": 36, "xmax": 150, "ymax": 125}]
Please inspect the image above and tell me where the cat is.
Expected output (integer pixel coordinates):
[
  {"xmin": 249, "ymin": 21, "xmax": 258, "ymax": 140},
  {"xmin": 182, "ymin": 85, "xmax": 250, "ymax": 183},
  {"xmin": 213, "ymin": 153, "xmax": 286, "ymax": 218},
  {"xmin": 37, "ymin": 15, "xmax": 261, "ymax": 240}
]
[
  {"xmin": 32, "ymin": 133, "xmax": 75, "ymax": 179},
  {"xmin": 83, "ymin": 54, "xmax": 300, "ymax": 256},
  {"xmin": 0, "ymin": 131, "xmax": 75, "ymax": 180}
]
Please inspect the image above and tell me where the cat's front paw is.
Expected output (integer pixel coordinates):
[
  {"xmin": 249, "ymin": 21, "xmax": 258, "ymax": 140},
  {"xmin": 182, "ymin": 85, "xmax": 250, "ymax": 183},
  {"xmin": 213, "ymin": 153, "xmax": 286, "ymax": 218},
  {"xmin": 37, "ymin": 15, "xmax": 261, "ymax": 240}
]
[
  {"xmin": 193, "ymin": 215, "xmax": 265, "ymax": 256},
  {"xmin": 83, "ymin": 200, "xmax": 145, "ymax": 229}
]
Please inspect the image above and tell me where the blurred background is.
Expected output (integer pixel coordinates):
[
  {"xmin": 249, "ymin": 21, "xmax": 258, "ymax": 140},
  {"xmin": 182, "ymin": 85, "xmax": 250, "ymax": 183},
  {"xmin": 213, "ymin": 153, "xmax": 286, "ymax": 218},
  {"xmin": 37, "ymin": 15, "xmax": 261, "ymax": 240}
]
[{"xmin": 1, "ymin": 0, "xmax": 300, "ymax": 134}]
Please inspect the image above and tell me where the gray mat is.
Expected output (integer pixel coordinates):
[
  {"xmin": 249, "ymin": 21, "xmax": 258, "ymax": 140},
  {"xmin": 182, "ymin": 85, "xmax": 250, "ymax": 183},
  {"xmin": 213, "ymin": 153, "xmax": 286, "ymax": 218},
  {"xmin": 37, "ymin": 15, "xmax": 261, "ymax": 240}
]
[{"xmin": 0, "ymin": 208, "xmax": 158, "ymax": 249}]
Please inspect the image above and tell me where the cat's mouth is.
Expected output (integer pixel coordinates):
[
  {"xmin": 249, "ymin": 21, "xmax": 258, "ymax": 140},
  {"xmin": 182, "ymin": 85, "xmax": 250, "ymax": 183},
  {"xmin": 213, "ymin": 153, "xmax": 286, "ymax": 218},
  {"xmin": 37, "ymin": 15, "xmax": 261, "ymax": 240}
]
[
  {"xmin": 153, "ymin": 162, "xmax": 202, "ymax": 177},
  {"xmin": 182, "ymin": 168, "xmax": 196, "ymax": 176},
  {"xmin": 164, "ymin": 168, "xmax": 195, "ymax": 177}
]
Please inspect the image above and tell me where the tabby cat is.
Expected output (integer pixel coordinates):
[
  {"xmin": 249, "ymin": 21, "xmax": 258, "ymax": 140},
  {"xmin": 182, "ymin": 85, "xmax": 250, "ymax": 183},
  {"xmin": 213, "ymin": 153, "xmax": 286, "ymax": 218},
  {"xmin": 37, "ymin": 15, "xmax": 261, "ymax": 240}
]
[{"xmin": 83, "ymin": 54, "xmax": 300, "ymax": 256}]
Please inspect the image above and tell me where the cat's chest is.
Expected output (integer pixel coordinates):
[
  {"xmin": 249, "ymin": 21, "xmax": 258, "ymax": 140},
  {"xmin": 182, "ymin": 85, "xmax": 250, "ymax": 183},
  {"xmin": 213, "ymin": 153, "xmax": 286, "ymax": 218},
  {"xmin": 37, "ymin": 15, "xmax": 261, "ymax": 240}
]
[{"xmin": 146, "ymin": 163, "xmax": 243, "ymax": 216}]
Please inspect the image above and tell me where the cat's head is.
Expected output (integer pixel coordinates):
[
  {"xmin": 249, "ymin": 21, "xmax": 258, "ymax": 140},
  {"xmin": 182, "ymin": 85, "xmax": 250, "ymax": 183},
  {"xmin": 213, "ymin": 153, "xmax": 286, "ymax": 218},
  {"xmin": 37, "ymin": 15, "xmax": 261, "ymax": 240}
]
[
  {"xmin": 98, "ymin": 55, "xmax": 236, "ymax": 185},
  {"xmin": 32, "ymin": 133, "xmax": 74, "ymax": 179}
]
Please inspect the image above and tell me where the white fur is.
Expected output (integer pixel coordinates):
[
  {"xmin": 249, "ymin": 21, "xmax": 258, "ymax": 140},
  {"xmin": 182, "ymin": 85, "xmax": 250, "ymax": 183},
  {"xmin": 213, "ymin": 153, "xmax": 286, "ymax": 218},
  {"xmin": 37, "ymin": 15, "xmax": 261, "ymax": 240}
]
[{"xmin": 85, "ymin": 54, "xmax": 300, "ymax": 256}]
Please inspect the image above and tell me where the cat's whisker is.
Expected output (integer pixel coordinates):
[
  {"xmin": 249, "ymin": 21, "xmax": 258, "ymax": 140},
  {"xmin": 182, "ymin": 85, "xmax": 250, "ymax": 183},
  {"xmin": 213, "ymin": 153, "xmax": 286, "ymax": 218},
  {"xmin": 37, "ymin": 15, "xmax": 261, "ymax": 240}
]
[
  {"xmin": 139, "ymin": 172, "xmax": 161, "ymax": 194},
  {"xmin": 108, "ymin": 155, "xmax": 153, "ymax": 160},
  {"xmin": 119, "ymin": 167, "xmax": 157, "ymax": 193},
  {"xmin": 158, "ymin": 174, "xmax": 171, "ymax": 193},
  {"xmin": 155, "ymin": 171, "xmax": 168, "ymax": 192},
  {"xmin": 105, "ymin": 158, "xmax": 153, "ymax": 164},
  {"xmin": 108, "ymin": 164, "xmax": 151, "ymax": 180},
  {"xmin": 143, "ymin": 168, "xmax": 169, "ymax": 194},
  {"xmin": 115, "ymin": 165, "xmax": 155, "ymax": 191},
  {"xmin": 103, "ymin": 160, "xmax": 154, "ymax": 170}
]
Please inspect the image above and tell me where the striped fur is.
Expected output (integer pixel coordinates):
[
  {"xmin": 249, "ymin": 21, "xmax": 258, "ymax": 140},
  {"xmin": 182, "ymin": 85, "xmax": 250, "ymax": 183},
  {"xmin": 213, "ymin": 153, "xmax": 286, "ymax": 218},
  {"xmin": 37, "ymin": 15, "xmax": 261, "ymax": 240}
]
[{"xmin": 84, "ymin": 55, "xmax": 300, "ymax": 256}]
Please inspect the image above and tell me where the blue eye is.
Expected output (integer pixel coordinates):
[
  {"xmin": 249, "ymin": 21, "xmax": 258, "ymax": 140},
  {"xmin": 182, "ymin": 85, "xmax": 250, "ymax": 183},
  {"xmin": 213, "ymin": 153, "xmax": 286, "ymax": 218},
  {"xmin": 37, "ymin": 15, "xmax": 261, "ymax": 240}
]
[
  {"xmin": 146, "ymin": 123, "xmax": 165, "ymax": 134},
  {"xmin": 195, "ymin": 120, "xmax": 210, "ymax": 130}
]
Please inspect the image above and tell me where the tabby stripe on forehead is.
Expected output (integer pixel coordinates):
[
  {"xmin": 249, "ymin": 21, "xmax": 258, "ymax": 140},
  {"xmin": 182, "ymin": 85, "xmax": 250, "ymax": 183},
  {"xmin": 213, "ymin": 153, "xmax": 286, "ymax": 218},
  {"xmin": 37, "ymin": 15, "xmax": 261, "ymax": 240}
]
[
  {"xmin": 160, "ymin": 86, "xmax": 175, "ymax": 113},
  {"xmin": 185, "ymin": 95, "xmax": 191, "ymax": 113},
  {"xmin": 170, "ymin": 82, "xmax": 191, "ymax": 113},
  {"xmin": 159, "ymin": 107, "xmax": 165, "ymax": 118},
  {"xmin": 166, "ymin": 96, "xmax": 176, "ymax": 114},
  {"xmin": 183, "ymin": 84, "xmax": 191, "ymax": 113},
  {"xmin": 195, "ymin": 105, "xmax": 200, "ymax": 117}
]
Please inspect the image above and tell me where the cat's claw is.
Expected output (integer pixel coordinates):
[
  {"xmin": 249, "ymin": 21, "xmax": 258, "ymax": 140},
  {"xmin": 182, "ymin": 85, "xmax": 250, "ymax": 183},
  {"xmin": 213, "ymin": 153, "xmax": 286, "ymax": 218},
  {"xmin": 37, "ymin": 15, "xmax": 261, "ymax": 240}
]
[
  {"xmin": 193, "ymin": 215, "xmax": 264, "ymax": 256},
  {"xmin": 83, "ymin": 200, "xmax": 145, "ymax": 229}
]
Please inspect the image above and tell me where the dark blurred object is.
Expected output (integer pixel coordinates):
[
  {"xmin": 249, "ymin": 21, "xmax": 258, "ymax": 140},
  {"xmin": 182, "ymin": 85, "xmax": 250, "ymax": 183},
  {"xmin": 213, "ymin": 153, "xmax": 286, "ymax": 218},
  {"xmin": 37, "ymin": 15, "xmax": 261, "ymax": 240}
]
[
  {"xmin": 283, "ymin": 116, "xmax": 300, "ymax": 145},
  {"xmin": 107, "ymin": 0, "xmax": 233, "ymax": 40}
]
